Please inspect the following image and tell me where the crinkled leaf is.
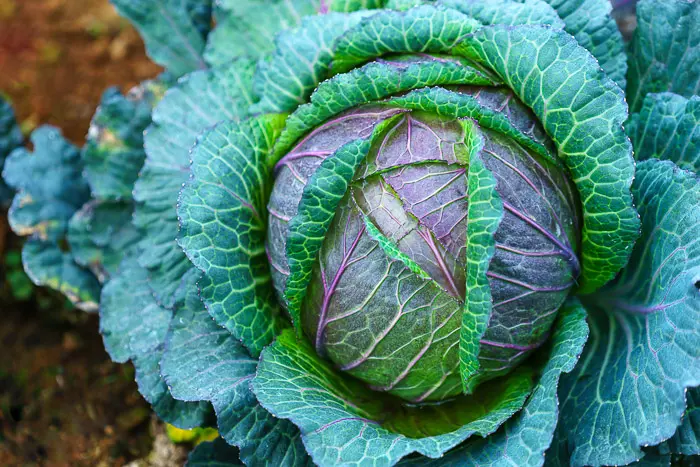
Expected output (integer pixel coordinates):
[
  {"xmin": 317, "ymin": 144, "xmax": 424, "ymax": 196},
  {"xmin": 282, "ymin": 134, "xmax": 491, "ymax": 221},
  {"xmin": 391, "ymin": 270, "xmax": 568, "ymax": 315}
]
[
  {"xmin": 3, "ymin": 126, "xmax": 90, "ymax": 241},
  {"xmin": 275, "ymin": 55, "xmax": 499, "ymax": 160},
  {"xmin": 204, "ymin": 0, "xmax": 324, "ymax": 67},
  {"xmin": 0, "ymin": 95, "xmax": 22, "ymax": 204},
  {"xmin": 133, "ymin": 349, "xmax": 215, "ymax": 429},
  {"xmin": 187, "ymin": 439, "xmax": 243, "ymax": 467},
  {"xmin": 22, "ymin": 240, "xmax": 100, "ymax": 312},
  {"xmin": 110, "ymin": 0, "xmax": 211, "ymax": 77},
  {"xmin": 551, "ymin": 160, "xmax": 700, "ymax": 466},
  {"xmin": 404, "ymin": 298, "xmax": 589, "ymax": 467},
  {"xmin": 628, "ymin": 92, "xmax": 699, "ymax": 173},
  {"xmin": 251, "ymin": 12, "xmax": 372, "ymax": 114},
  {"xmin": 161, "ymin": 286, "xmax": 311, "ymax": 467},
  {"xmin": 458, "ymin": 25, "xmax": 639, "ymax": 294},
  {"xmin": 82, "ymin": 82, "xmax": 165, "ymax": 201},
  {"xmin": 332, "ymin": 5, "xmax": 481, "ymax": 74},
  {"xmin": 538, "ymin": 0, "xmax": 627, "ymax": 88},
  {"xmin": 460, "ymin": 147, "xmax": 502, "ymax": 392},
  {"xmin": 627, "ymin": 0, "xmax": 700, "ymax": 113},
  {"xmin": 284, "ymin": 134, "xmax": 383, "ymax": 334},
  {"xmin": 68, "ymin": 201, "xmax": 141, "ymax": 282},
  {"xmin": 253, "ymin": 329, "xmax": 536, "ymax": 466},
  {"xmin": 178, "ymin": 115, "xmax": 288, "ymax": 356},
  {"xmin": 387, "ymin": 86, "xmax": 557, "ymax": 164},
  {"xmin": 440, "ymin": 0, "xmax": 564, "ymax": 28},
  {"xmin": 100, "ymin": 259, "xmax": 213, "ymax": 428},
  {"xmin": 134, "ymin": 60, "xmax": 255, "ymax": 308}
]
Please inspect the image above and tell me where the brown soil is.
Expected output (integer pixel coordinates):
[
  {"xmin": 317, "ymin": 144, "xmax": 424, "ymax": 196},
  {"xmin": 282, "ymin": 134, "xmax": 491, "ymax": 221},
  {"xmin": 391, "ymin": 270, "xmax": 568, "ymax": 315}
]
[{"xmin": 0, "ymin": 0, "xmax": 167, "ymax": 466}]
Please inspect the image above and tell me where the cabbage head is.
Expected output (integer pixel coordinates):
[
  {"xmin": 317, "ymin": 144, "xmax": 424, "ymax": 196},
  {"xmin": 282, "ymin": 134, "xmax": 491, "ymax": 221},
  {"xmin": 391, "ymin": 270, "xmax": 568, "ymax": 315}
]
[{"xmin": 3, "ymin": 0, "xmax": 699, "ymax": 466}]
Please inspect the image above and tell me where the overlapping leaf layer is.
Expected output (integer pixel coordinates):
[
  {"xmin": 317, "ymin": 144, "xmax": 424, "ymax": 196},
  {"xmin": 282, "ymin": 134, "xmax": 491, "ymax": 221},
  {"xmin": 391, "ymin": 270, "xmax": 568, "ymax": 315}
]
[{"xmin": 3, "ymin": 1, "xmax": 699, "ymax": 466}]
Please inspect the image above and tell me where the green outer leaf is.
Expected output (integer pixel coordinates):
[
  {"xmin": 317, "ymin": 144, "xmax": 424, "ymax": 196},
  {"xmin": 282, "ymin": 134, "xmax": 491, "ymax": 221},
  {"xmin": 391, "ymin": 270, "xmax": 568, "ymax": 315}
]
[
  {"xmin": 274, "ymin": 56, "xmax": 499, "ymax": 161},
  {"xmin": 3, "ymin": 126, "xmax": 90, "ymax": 242},
  {"xmin": 67, "ymin": 200, "xmax": 141, "ymax": 282},
  {"xmin": 161, "ymin": 288, "xmax": 311, "ymax": 467},
  {"xmin": 178, "ymin": 115, "xmax": 288, "ymax": 357},
  {"xmin": 627, "ymin": 0, "xmax": 700, "ymax": 113},
  {"xmin": 458, "ymin": 25, "xmax": 639, "ymax": 294},
  {"xmin": 460, "ymin": 145, "xmax": 503, "ymax": 392},
  {"xmin": 0, "ymin": 95, "xmax": 22, "ymax": 204},
  {"xmin": 538, "ymin": 0, "xmax": 627, "ymax": 88},
  {"xmin": 406, "ymin": 298, "xmax": 589, "ymax": 467},
  {"xmin": 134, "ymin": 59, "xmax": 255, "ymax": 308},
  {"xmin": 22, "ymin": 240, "xmax": 100, "ymax": 312},
  {"xmin": 82, "ymin": 82, "xmax": 163, "ymax": 201},
  {"xmin": 552, "ymin": 160, "xmax": 700, "ymax": 466},
  {"xmin": 100, "ymin": 259, "xmax": 213, "ymax": 428},
  {"xmin": 253, "ymin": 329, "xmax": 535, "ymax": 466},
  {"xmin": 110, "ymin": 0, "xmax": 210, "ymax": 77},
  {"xmin": 440, "ymin": 0, "xmax": 565, "ymax": 28},
  {"xmin": 284, "ymin": 132, "xmax": 385, "ymax": 334},
  {"xmin": 628, "ymin": 92, "xmax": 700, "ymax": 172},
  {"xmin": 186, "ymin": 439, "xmax": 243, "ymax": 466},
  {"xmin": 667, "ymin": 387, "xmax": 700, "ymax": 456},
  {"xmin": 204, "ymin": 0, "xmax": 323, "ymax": 67},
  {"xmin": 332, "ymin": 5, "xmax": 481, "ymax": 74},
  {"xmin": 251, "ymin": 12, "xmax": 372, "ymax": 114}
]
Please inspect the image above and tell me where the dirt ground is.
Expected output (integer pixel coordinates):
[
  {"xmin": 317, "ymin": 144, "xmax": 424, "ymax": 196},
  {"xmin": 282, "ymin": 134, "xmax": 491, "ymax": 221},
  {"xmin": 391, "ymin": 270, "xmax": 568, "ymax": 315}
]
[{"xmin": 0, "ymin": 1, "xmax": 177, "ymax": 466}]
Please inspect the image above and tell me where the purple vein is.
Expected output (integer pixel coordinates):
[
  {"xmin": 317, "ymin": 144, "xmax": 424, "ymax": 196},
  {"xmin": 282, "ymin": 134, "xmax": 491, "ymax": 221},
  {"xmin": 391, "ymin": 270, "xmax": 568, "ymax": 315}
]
[
  {"xmin": 502, "ymin": 201, "xmax": 579, "ymax": 274},
  {"xmin": 487, "ymin": 271, "xmax": 573, "ymax": 293},
  {"xmin": 495, "ymin": 243, "xmax": 562, "ymax": 257},
  {"xmin": 316, "ymin": 224, "xmax": 366, "ymax": 353},
  {"xmin": 417, "ymin": 229, "xmax": 463, "ymax": 300},
  {"xmin": 479, "ymin": 336, "xmax": 547, "ymax": 352},
  {"xmin": 274, "ymin": 150, "xmax": 331, "ymax": 172}
]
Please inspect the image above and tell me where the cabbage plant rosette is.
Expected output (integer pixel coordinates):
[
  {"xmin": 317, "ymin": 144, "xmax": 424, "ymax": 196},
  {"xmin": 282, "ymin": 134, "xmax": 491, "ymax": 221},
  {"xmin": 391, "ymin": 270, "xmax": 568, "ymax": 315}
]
[
  {"xmin": 8, "ymin": 0, "xmax": 697, "ymax": 465},
  {"xmin": 166, "ymin": 2, "xmax": 697, "ymax": 466}
]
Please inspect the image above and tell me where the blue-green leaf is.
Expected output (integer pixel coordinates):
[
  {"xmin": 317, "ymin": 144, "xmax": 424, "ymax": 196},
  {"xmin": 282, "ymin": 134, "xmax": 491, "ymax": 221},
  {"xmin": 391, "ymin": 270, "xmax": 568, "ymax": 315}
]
[
  {"xmin": 538, "ymin": 0, "xmax": 627, "ymax": 88},
  {"xmin": 68, "ymin": 200, "xmax": 141, "ymax": 282},
  {"xmin": 439, "ymin": 0, "xmax": 565, "ymax": 28},
  {"xmin": 251, "ymin": 12, "xmax": 372, "ymax": 114},
  {"xmin": 134, "ymin": 60, "xmax": 255, "ymax": 308},
  {"xmin": 457, "ymin": 25, "xmax": 639, "ymax": 294},
  {"xmin": 177, "ymin": 115, "xmax": 288, "ymax": 356},
  {"xmin": 110, "ymin": 0, "xmax": 211, "ymax": 77},
  {"xmin": 627, "ymin": 92, "xmax": 699, "ymax": 173},
  {"xmin": 204, "ymin": 0, "xmax": 323, "ymax": 67},
  {"xmin": 22, "ymin": 239, "xmax": 100, "ymax": 312},
  {"xmin": 161, "ymin": 286, "xmax": 311, "ymax": 466},
  {"xmin": 100, "ymin": 259, "xmax": 213, "ymax": 428},
  {"xmin": 82, "ymin": 81, "xmax": 166, "ymax": 201},
  {"xmin": 627, "ymin": 0, "xmax": 700, "ymax": 112},
  {"xmin": 552, "ymin": 159, "xmax": 700, "ymax": 466},
  {"xmin": 0, "ymin": 95, "xmax": 22, "ymax": 204},
  {"xmin": 3, "ymin": 126, "xmax": 90, "ymax": 241}
]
